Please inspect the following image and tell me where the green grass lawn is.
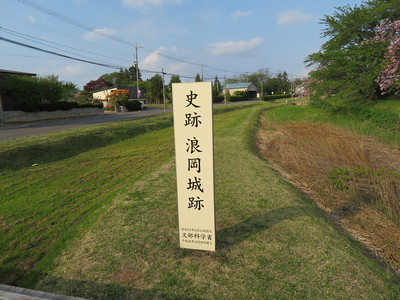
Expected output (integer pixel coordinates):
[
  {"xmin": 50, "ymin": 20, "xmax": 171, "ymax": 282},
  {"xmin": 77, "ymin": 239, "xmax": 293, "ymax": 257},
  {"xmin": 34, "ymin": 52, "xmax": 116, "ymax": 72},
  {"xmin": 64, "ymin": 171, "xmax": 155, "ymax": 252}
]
[
  {"xmin": 305, "ymin": 96, "xmax": 400, "ymax": 146},
  {"xmin": 0, "ymin": 116, "xmax": 175, "ymax": 286},
  {"xmin": 1, "ymin": 102, "xmax": 399, "ymax": 299}
]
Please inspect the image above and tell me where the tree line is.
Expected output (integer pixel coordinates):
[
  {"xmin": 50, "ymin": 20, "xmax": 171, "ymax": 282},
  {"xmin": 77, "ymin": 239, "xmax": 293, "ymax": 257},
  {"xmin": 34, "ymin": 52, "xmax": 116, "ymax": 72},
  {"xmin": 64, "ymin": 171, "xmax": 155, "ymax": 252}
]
[{"xmin": 79, "ymin": 67, "xmax": 303, "ymax": 104}]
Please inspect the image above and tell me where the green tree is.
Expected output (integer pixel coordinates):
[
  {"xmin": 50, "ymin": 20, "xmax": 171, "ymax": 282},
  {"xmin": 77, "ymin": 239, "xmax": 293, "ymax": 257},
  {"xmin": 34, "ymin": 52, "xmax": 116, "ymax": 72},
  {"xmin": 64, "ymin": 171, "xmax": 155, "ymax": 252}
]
[
  {"xmin": 148, "ymin": 74, "xmax": 164, "ymax": 104},
  {"xmin": 1, "ymin": 75, "xmax": 76, "ymax": 110},
  {"xmin": 213, "ymin": 75, "xmax": 222, "ymax": 97},
  {"xmin": 265, "ymin": 77, "xmax": 279, "ymax": 95},
  {"xmin": 247, "ymin": 68, "xmax": 270, "ymax": 90},
  {"xmin": 170, "ymin": 74, "xmax": 181, "ymax": 85},
  {"xmin": 167, "ymin": 74, "xmax": 181, "ymax": 100},
  {"xmin": 74, "ymin": 90, "xmax": 93, "ymax": 103},
  {"xmin": 128, "ymin": 65, "xmax": 142, "ymax": 82},
  {"xmin": 225, "ymin": 69, "xmax": 270, "ymax": 89},
  {"xmin": 61, "ymin": 81, "xmax": 79, "ymax": 102},
  {"xmin": 195, "ymin": 73, "xmax": 202, "ymax": 82},
  {"xmin": 305, "ymin": 0, "xmax": 400, "ymax": 99},
  {"xmin": 100, "ymin": 72, "xmax": 119, "ymax": 85},
  {"xmin": 101, "ymin": 67, "xmax": 141, "ymax": 86},
  {"xmin": 115, "ymin": 68, "xmax": 131, "ymax": 85}
]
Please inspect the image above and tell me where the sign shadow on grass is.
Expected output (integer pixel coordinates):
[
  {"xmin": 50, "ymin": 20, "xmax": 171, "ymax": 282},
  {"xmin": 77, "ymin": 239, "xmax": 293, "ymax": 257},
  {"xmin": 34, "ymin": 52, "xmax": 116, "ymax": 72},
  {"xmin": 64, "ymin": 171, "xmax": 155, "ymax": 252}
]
[{"xmin": 216, "ymin": 205, "xmax": 317, "ymax": 250}]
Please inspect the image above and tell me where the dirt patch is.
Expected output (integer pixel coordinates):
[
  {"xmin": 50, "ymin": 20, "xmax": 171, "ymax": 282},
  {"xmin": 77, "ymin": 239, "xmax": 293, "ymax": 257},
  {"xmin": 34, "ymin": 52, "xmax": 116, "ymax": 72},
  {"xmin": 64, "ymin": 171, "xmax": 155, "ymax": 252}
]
[
  {"xmin": 112, "ymin": 266, "xmax": 142, "ymax": 284},
  {"xmin": 257, "ymin": 118, "xmax": 400, "ymax": 273}
]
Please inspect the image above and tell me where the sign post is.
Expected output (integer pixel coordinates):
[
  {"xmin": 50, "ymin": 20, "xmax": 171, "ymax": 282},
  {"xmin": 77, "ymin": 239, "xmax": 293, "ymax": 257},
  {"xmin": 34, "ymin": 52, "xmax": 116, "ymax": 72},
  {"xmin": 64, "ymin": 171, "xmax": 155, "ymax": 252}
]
[{"xmin": 172, "ymin": 82, "xmax": 216, "ymax": 251}]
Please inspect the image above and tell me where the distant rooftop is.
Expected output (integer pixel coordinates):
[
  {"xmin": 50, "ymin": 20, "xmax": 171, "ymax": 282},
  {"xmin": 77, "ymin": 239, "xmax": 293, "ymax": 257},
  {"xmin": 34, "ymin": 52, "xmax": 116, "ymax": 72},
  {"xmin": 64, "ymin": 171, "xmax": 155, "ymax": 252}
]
[
  {"xmin": 224, "ymin": 82, "xmax": 254, "ymax": 89},
  {"xmin": 0, "ymin": 69, "xmax": 36, "ymax": 77}
]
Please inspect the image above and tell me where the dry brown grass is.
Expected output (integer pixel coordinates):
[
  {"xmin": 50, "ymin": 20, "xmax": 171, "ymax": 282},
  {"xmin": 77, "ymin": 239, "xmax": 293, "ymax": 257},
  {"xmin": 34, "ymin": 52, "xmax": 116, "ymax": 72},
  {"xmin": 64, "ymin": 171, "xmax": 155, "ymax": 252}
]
[{"xmin": 257, "ymin": 118, "xmax": 400, "ymax": 272}]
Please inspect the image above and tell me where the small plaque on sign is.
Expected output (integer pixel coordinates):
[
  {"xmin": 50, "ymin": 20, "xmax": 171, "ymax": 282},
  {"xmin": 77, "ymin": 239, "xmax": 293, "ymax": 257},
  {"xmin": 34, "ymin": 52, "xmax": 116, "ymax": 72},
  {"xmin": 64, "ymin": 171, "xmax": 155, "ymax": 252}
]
[{"xmin": 172, "ymin": 82, "xmax": 216, "ymax": 251}]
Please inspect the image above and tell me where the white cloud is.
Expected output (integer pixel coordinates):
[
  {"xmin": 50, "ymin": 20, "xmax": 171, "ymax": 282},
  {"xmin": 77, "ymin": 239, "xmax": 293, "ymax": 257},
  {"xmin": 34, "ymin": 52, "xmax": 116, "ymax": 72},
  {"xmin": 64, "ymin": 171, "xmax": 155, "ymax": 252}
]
[
  {"xmin": 142, "ymin": 47, "xmax": 192, "ymax": 76},
  {"xmin": 277, "ymin": 9, "xmax": 318, "ymax": 26},
  {"xmin": 143, "ymin": 47, "xmax": 188, "ymax": 66},
  {"xmin": 143, "ymin": 48, "xmax": 164, "ymax": 66},
  {"xmin": 230, "ymin": 10, "xmax": 252, "ymax": 19},
  {"xmin": 82, "ymin": 28, "xmax": 117, "ymax": 41},
  {"xmin": 207, "ymin": 37, "xmax": 265, "ymax": 56},
  {"xmin": 122, "ymin": 0, "xmax": 182, "ymax": 8}
]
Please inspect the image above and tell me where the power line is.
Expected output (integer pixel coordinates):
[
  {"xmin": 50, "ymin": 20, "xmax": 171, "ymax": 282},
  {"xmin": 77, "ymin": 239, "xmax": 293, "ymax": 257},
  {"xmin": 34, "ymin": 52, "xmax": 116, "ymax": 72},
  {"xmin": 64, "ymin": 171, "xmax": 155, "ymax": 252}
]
[
  {"xmin": 0, "ymin": 9, "xmax": 132, "ymax": 62},
  {"xmin": 10, "ymin": 1, "xmax": 306, "ymax": 82},
  {"xmin": 15, "ymin": 0, "xmax": 242, "ymax": 75},
  {"xmin": 0, "ymin": 27, "xmax": 129, "ymax": 61},
  {"xmin": 0, "ymin": 36, "xmax": 122, "ymax": 69},
  {"xmin": 0, "ymin": 33, "xmax": 209, "ymax": 80},
  {"xmin": 141, "ymin": 47, "xmax": 239, "ymax": 74},
  {"xmin": 0, "ymin": 33, "xmax": 306, "ymax": 81},
  {"xmin": 16, "ymin": 0, "xmax": 135, "ymax": 46}
]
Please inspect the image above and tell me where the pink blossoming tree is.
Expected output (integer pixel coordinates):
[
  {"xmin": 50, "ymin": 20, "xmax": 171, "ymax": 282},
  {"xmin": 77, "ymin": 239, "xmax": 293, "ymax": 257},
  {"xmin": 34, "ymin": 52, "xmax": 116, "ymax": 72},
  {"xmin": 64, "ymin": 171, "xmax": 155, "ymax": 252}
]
[{"xmin": 375, "ymin": 19, "xmax": 400, "ymax": 94}]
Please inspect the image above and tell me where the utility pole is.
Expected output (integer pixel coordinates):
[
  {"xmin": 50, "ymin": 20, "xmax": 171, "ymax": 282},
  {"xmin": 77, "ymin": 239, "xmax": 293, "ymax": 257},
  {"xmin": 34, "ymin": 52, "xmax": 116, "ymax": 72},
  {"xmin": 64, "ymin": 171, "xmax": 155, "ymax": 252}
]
[
  {"xmin": 201, "ymin": 65, "xmax": 204, "ymax": 81},
  {"xmin": 224, "ymin": 76, "xmax": 227, "ymax": 105},
  {"xmin": 135, "ymin": 44, "xmax": 143, "ymax": 100},
  {"xmin": 290, "ymin": 74, "xmax": 294, "ymax": 98},
  {"xmin": 162, "ymin": 68, "xmax": 166, "ymax": 113}
]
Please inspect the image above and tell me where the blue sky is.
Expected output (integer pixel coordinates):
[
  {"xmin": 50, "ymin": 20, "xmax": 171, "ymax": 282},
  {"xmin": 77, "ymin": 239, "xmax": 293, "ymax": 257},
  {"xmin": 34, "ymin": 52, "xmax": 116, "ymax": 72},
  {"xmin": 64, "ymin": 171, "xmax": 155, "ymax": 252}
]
[{"xmin": 1, "ymin": 0, "xmax": 363, "ymax": 89}]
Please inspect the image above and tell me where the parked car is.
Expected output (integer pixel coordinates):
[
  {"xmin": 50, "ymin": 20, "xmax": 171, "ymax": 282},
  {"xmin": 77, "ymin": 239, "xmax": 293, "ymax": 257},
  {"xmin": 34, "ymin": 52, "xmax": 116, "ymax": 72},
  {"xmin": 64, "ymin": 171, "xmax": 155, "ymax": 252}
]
[{"xmin": 140, "ymin": 100, "xmax": 148, "ymax": 109}]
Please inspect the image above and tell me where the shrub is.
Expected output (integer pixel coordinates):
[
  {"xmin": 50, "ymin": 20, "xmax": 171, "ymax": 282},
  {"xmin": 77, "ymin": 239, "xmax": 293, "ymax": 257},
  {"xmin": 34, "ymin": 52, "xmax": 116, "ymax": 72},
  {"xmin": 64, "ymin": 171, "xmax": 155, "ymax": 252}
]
[
  {"xmin": 79, "ymin": 102, "xmax": 103, "ymax": 109},
  {"xmin": 122, "ymin": 100, "xmax": 142, "ymax": 111},
  {"xmin": 213, "ymin": 95, "xmax": 225, "ymax": 103},
  {"xmin": 232, "ymin": 90, "xmax": 248, "ymax": 97},
  {"xmin": 229, "ymin": 95, "xmax": 248, "ymax": 101},
  {"xmin": 1, "ymin": 75, "xmax": 64, "ymax": 106},
  {"xmin": 0, "ymin": 75, "xmax": 81, "ymax": 111},
  {"xmin": 262, "ymin": 94, "xmax": 291, "ymax": 101},
  {"xmin": 18, "ymin": 101, "xmax": 102, "ymax": 112},
  {"xmin": 106, "ymin": 89, "xmax": 130, "ymax": 106}
]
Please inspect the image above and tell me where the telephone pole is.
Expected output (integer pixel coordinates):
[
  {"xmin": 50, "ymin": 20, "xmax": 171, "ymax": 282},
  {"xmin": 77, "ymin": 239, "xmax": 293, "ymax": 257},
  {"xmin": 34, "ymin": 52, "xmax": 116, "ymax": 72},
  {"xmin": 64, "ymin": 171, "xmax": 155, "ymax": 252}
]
[
  {"xmin": 162, "ymin": 68, "xmax": 166, "ymax": 113},
  {"xmin": 224, "ymin": 76, "xmax": 227, "ymax": 104},
  {"xmin": 135, "ymin": 44, "xmax": 143, "ymax": 99}
]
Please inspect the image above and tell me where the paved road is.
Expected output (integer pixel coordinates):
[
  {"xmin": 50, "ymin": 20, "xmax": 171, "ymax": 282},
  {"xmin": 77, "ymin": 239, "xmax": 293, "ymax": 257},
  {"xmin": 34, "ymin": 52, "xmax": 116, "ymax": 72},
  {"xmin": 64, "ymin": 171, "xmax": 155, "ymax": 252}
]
[
  {"xmin": 0, "ymin": 107, "xmax": 172, "ymax": 141},
  {"xmin": 0, "ymin": 100, "xmax": 261, "ymax": 141},
  {"xmin": 0, "ymin": 283, "xmax": 85, "ymax": 300}
]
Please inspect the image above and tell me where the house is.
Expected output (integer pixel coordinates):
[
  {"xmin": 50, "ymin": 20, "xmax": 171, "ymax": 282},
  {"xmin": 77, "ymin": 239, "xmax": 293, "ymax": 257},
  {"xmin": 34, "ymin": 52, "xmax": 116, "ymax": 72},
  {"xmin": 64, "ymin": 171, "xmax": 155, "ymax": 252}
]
[
  {"xmin": 92, "ymin": 86, "xmax": 140, "ymax": 108},
  {"xmin": 0, "ymin": 69, "xmax": 36, "ymax": 78},
  {"xmin": 0, "ymin": 69, "xmax": 37, "ymax": 111},
  {"xmin": 222, "ymin": 82, "xmax": 258, "ymax": 99}
]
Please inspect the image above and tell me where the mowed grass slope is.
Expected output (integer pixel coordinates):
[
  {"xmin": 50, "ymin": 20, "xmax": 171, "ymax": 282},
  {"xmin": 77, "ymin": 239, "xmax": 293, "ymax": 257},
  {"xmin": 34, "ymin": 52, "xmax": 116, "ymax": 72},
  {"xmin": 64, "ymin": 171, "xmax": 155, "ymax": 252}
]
[
  {"xmin": 0, "ymin": 115, "xmax": 175, "ymax": 286},
  {"xmin": 14, "ymin": 103, "xmax": 397, "ymax": 299}
]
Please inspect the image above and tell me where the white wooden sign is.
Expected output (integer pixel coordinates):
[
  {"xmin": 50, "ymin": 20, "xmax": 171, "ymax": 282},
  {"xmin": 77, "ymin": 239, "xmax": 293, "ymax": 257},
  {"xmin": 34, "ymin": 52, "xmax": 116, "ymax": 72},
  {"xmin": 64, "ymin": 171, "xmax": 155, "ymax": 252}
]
[{"xmin": 172, "ymin": 82, "xmax": 216, "ymax": 251}]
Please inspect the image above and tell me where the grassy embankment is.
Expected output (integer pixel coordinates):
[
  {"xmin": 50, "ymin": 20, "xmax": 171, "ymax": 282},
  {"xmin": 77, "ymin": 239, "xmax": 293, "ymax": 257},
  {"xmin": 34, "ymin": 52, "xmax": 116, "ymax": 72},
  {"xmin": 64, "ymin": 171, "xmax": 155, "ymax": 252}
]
[
  {"xmin": 0, "ymin": 113, "xmax": 175, "ymax": 286},
  {"xmin": 258, "ymin": 97, "xmax": 400, "ymax": 272},
  {"xmin": 0, "ymin": 100, "xmax": 399, "ymax": 299},
  {"xmin": 262, "ymin": 97, "xmax": 400, "ymax": 221}
]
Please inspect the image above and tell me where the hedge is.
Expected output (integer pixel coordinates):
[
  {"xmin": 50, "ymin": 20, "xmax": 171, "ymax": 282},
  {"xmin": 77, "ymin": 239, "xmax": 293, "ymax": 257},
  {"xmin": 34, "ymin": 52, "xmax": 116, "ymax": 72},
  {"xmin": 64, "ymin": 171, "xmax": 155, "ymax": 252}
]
[
  {"xmin": 18, "ymin": 102, "xmax": 103, "ymax": 112},
  {"xmin": 262, "ymin": 94, "xmax": 292, "ymax": 101}
]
